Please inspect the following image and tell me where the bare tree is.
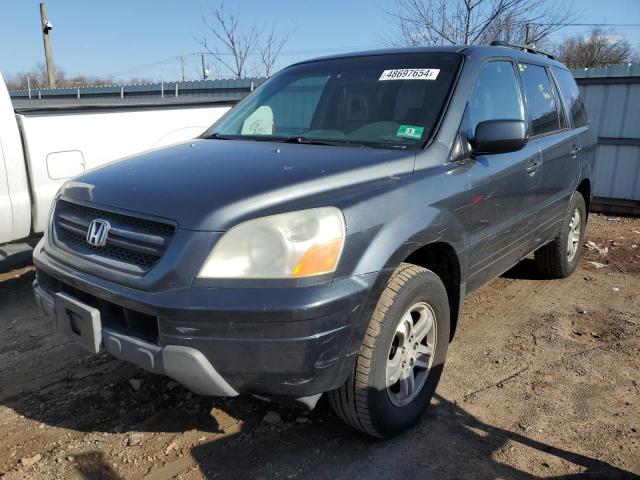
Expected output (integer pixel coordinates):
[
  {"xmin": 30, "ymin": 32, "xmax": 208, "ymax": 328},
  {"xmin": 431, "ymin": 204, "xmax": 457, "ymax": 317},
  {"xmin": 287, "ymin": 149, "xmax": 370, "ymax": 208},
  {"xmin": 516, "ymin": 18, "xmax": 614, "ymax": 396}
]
[
  {"xmin": 199, "ymin": 1, "xmax": 289, "ymax": 78},
  {"xmin": 4, "ymin": 63, "xmax": 151, "ymax": 91},
  {"xmin": 124, "ymin": 76, "xmax": 155, "ymax": 85},
  {"xmin": 199, "ymin": 2, "xmax": 259, "ymax": 78},
  {"xmin": 556, "ymin": 28, "xmax": 639, "ymax": 69},
  {"xmin": 260, "ymin": 27, "xmax": 289, "ymax": 77},
  {"xmin": 5, "ymin": 63, "xmax": 67, "ymax": 90},
  {"xmin": 386, "ymin": 0, "xmax": 576, "ymax": 48}
]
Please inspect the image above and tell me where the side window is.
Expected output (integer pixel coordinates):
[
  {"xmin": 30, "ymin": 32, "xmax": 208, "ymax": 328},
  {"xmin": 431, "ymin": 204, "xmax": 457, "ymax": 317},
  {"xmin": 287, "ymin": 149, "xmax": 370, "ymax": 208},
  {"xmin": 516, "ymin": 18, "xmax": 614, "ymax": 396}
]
[
  {"xmin": 468, "ymin": 61, "xmax": 524, "ymax": 138},
  {"xmin": 552, "ymin": 67, "xmax": 588, "ymax": 128},
  {"xmin": 518, "ymin": 63, "xmax": 561, "ymax": 136}
]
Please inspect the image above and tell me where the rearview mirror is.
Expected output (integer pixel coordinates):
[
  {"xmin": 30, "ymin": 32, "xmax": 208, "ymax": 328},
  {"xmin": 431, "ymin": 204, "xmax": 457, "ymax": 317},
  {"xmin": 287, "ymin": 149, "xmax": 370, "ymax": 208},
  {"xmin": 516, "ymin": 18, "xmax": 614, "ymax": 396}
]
[{"xmin": 472, "ymin": 119, "xmax": 527, "ymax": 155}]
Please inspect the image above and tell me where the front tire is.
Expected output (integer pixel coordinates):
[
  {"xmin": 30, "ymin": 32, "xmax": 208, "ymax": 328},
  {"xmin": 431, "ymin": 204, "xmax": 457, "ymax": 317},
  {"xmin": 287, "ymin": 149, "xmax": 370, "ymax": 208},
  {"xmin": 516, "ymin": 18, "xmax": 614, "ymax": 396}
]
[
  {"xmin": 535, "ymin": 191, "xmax": 586, "ymax": 278},
  {"xmin": 328, "ymin": 263, "xmax": 450, "ymax": 438}
]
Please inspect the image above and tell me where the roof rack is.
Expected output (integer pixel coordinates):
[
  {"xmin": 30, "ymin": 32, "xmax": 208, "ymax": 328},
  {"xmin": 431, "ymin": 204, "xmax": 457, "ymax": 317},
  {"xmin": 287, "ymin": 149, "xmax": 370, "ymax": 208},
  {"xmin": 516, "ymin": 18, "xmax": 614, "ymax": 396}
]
[{"xmin": 489, "ymin": 40, "xmax": 556, "ymax": 60}]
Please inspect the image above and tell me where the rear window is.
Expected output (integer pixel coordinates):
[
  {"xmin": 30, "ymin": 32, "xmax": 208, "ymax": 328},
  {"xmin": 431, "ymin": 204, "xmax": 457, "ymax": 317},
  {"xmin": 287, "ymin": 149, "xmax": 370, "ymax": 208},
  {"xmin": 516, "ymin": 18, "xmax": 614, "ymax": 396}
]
[
  {"xmin": 552, "ymin": 67, "xmax": 588, "ymax": 128},
  {"xmin": 519, "ymin": 63, "xmax": 561, "ymax": 136},
  {"xmin": 206, "ymin": 53, "xmax": 462, "ymax": 149}
]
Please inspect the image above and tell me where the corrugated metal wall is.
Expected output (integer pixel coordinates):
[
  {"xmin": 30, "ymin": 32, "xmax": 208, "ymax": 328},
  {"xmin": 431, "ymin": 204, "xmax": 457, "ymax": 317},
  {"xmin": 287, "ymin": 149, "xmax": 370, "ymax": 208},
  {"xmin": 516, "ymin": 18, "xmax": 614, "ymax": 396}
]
[
  {"xmin": 573, "ymin": 65, "xmax": 640, "ymax": 208},
  {"xmin": 9, "ymin": 77, "xmax": 267, "ymax": 101}
]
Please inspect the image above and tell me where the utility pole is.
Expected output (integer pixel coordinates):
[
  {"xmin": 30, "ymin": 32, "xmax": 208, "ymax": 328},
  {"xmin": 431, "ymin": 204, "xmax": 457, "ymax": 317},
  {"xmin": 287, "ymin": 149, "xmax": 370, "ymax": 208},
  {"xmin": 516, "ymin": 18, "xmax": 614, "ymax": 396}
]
[
  {"xmin": 201, "ymin": 53, "xmax": 207, "ymax": 80},
  {"xmin": 39, "ymin": 2, "xmax": 56, "ymax": 88},
  {"xmin": 160, "ymin": 63, "xmax": 164, "ymax": 99},
  {"xmin": 180, "ymin": 56, "xmax": 185, "ymax": 82},
  {"xmin": 524, "ymin": 23, "xmax": 532, "ymax": 47}
]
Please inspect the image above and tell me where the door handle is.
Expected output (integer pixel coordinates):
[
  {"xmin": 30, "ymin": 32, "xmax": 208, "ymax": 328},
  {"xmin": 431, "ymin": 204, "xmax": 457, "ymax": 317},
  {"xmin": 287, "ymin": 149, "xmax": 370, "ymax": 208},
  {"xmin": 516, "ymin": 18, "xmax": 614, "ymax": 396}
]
[
  {"xmin": 526, "ymin": 160, "xmax": 541, "ymax": 174},
  {"xmin": 570, "ymin": 145, "xmax": 582, "ymax": 157}
]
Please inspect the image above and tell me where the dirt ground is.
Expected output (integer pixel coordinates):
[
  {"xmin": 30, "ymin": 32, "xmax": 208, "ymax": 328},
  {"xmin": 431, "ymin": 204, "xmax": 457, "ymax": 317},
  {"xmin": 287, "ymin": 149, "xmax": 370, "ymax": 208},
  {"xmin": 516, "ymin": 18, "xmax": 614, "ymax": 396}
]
[{"xmin": 0, "ymin": 213, "xmax": 638, "ymax": 480}]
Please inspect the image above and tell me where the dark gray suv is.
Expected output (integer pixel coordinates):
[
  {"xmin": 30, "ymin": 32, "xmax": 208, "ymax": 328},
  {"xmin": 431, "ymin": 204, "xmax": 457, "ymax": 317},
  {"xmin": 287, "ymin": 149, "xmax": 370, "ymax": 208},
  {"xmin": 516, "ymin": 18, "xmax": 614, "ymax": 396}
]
[{"xmin": 33, "ymin": 44, "xmax": 595, "ymax": 437}]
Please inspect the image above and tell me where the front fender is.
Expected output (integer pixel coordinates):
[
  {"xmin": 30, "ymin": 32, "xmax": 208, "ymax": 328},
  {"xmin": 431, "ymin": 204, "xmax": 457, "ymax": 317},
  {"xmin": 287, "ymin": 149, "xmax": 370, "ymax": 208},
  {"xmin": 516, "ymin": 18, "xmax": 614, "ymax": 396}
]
[
  {"xmin": 330, "ymin": 175, "xmax": 471, "ymax": 380},
  {"xmin": 336, "ymin": 166, "xmax": 470, "ymax": 281}
]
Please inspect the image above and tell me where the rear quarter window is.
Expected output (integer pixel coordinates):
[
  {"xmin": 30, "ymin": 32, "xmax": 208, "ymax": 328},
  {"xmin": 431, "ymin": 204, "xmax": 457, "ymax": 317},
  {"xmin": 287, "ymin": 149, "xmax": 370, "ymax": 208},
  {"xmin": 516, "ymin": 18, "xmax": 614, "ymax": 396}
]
[{"xmin": 551, "ymin": 67, "xmax": 589, "ymax": 128}]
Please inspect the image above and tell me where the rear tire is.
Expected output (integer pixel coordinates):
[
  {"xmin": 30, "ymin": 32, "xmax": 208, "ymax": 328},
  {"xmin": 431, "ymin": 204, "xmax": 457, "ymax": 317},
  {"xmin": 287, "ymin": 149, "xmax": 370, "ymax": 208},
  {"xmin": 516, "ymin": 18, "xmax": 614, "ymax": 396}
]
[
  {"xmin": 328, "ymin": 263, "xmax": 450, "ymax": 438},
  {"xmin": 535, "ymin": 191, "xmax": 586, "ymax": 278}
]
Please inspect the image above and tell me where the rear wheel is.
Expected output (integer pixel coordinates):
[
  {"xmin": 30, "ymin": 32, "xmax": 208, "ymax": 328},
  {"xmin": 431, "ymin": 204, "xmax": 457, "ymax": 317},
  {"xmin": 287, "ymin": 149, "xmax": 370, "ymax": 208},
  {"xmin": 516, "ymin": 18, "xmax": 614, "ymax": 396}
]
[
  {"xmin": 328, "ymin": 263, "xmax": 450, "ymax": 438},
  {"xmin": 535, "ymin": 191, "xmax": 586, "ymax": 278}
]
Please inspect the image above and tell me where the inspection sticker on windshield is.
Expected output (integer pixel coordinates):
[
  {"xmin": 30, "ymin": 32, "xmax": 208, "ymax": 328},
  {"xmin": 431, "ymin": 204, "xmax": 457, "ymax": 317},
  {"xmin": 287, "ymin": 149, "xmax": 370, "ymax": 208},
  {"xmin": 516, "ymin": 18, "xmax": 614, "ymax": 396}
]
[
  {"xmin": 397, "ymin": 125, "xmax": 424, "ymax": 139},
  {"xmin": 379, "ymin": 68, "xmax": 440, "ymax": 81}
]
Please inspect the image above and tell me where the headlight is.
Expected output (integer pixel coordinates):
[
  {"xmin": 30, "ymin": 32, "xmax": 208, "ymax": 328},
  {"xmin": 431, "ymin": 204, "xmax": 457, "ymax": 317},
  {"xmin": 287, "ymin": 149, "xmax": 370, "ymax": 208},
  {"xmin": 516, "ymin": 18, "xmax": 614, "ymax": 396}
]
[{"xmin": 198, "ymin": 207, "xmax": 346, "ymax": 279}]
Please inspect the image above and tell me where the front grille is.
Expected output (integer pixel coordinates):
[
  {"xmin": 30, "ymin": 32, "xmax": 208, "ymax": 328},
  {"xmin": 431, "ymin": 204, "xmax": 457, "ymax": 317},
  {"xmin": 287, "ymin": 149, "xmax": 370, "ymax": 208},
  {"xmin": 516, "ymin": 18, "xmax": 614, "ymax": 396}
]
[
  {"xmin": 37, "ymin": 269, "xmax": 159, "ymax": 343},
  {"xmin": 53, "ymin": 199, "xmax": 175, "ymax": 275}
]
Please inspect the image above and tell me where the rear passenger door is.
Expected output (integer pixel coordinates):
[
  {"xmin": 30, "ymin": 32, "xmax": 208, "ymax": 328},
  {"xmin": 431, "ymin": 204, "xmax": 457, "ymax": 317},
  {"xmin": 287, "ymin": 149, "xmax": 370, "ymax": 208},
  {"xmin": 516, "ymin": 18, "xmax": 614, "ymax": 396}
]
[
  {"xmin": 551, "ymin": 66, "xmax": 594, "ymax": 192},
  {"xmin": 517, "ymin": 62, "xmax": 576, "ymax": 244}
]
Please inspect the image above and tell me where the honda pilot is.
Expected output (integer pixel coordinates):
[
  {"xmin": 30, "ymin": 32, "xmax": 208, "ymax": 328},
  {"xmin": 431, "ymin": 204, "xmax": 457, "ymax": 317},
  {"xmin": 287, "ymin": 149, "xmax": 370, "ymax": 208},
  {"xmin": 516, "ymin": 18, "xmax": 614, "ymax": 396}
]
[{"xmin": 33, "ymin": 44, "xmax": 595, "ymax": 437}]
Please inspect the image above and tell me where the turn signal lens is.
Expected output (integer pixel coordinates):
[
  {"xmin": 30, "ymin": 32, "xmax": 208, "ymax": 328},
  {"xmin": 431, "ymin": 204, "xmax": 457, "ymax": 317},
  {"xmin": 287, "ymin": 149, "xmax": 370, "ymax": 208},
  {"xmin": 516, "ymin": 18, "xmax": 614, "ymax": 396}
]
[{"xmin": 292, "ymin": 238, "xmax": 343, "ymax": 277}]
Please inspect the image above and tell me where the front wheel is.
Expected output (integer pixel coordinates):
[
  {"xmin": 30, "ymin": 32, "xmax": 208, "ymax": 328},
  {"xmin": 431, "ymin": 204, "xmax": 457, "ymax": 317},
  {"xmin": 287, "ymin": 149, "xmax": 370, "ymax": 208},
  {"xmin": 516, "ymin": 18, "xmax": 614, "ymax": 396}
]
[
  {"xmin": 535, "ymin": 191, "xmax": 587, "ymax": 278},
  {"xmin": 328, "ymin": 263, "xmax": 450, "ymax": 438}
]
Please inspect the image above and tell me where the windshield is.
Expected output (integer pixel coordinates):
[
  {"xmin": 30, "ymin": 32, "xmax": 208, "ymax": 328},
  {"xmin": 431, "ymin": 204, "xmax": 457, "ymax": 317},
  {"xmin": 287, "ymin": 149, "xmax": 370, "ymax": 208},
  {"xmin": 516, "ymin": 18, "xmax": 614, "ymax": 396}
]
[{"xmin": 205, "ymin": 53, "xmax": 461, "ymax": 149}]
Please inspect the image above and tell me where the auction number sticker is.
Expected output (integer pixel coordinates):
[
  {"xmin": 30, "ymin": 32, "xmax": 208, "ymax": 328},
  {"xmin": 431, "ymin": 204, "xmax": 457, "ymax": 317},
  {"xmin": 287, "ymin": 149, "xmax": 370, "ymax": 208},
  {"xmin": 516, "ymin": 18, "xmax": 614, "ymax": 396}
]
[{"xmin": 379, "ymin": 68, "xmax": 440, "ymax": 81}]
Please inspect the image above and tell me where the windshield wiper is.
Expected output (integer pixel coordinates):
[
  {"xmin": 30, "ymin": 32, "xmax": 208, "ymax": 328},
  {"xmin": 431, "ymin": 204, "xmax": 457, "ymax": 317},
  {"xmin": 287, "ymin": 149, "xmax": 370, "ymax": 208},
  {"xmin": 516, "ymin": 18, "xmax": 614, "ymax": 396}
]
[
  {"xmin": 208, "ymin": 132, "xmax": 233, "ymax": 140},
  {"xmin": 280, "ymin": 137, "xmax": 370, "ymax": 148},
  {"xmin": 207, "ymin": 133, "xmax": 374, "ymax": 148}
]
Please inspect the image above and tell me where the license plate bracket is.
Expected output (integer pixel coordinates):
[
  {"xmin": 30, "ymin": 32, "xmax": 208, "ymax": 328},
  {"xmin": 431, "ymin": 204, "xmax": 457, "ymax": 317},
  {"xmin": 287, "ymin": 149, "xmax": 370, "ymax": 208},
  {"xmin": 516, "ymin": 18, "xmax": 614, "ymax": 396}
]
[{"xmin": 55, "ymin": 292, "xmax": 103, "ymax": 354}]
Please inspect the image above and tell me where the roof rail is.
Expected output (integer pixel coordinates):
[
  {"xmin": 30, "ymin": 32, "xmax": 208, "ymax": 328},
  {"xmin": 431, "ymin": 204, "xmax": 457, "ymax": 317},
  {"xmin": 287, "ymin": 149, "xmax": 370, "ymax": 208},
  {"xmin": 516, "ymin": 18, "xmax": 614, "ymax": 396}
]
[{"xmin": 489, "ymin": 40, "xmax": 556, "ymax": 60}]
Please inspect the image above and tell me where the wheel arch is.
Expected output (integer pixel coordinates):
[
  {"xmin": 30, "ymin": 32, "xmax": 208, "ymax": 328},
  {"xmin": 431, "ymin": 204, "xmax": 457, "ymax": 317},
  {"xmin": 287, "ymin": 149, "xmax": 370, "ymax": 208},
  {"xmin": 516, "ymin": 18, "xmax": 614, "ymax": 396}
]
[
  {"xmin": 340, "ymin": 197, "xmax": 470, "ymax": 358},
  {"xmin": 577, "ymin": 178, "xmax": 591, "ymax": 215},
  {"xmin": 402, "ymin": 241, "xmax": 463, "ymax": 341}
]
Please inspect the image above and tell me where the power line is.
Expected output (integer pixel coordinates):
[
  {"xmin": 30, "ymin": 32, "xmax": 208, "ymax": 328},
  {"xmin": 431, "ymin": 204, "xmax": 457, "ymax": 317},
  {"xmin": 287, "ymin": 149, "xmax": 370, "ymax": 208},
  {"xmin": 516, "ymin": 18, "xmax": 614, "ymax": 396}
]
[
  {"xmin": 109, "ymin": 45, "xmax": 381, "ymax": 78},
  {"xmin": 109, "ymin": 22, "xmax": 640, "ymax": 80},
  {"xmin": 536, "ymin": 23, "xmax": 640, "ymax": 27}
]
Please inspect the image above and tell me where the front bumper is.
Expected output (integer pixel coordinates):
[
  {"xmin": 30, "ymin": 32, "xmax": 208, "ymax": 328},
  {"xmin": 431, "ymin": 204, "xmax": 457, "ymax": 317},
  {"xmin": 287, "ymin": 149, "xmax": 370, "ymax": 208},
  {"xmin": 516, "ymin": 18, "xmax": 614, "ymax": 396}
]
[
  {"xmin": 33, "ymin": 243, "xmax": 379, "ymax": 398},
  {"xmin": 34, "ymin": 285, "xmax": 238, "ymax": 397}
]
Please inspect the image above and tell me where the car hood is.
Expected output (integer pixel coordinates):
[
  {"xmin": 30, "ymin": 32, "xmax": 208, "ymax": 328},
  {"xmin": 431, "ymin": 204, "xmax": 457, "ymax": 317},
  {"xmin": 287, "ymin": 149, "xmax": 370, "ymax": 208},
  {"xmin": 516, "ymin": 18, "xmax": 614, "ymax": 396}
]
[{"xmin": 61, "ymin": 139, "xmax": 414, "ymax": 231}]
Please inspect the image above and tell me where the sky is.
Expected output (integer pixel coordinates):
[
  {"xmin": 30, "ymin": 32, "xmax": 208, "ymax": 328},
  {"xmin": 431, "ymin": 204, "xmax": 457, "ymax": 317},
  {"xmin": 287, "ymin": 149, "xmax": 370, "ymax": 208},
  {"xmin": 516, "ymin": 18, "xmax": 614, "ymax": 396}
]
[{"xmin": 1, "ymin": 0, "xmax": 639, "ymax": 82}]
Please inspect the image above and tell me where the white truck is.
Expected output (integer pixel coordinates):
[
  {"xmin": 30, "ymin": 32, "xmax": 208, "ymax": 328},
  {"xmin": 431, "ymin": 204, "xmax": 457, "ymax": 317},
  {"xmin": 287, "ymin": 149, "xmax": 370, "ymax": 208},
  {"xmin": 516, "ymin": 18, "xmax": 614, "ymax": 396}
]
[{"xmin": 0, "ymin": 73, "xmax": 234, "ymax": 263}]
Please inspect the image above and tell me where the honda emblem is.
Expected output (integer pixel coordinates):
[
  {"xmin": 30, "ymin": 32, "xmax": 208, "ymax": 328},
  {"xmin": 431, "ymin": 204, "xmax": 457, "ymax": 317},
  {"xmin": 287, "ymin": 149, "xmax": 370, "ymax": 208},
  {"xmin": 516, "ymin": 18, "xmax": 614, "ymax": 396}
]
[{"xmin": 86, "ymin": 219, "xmax": 111, "ymax": 247}]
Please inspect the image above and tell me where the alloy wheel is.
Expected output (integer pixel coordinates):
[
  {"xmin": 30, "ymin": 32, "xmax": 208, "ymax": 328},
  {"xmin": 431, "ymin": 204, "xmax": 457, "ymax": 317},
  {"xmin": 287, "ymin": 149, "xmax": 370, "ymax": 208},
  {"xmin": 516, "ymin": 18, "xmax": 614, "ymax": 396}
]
[
  {"xmin": 386, "ymin": 302, "xmax": 437, "ymax": 407},
  {"xmin": 567, "ymin": 208, "xmax": 581, "ymax": 262}
]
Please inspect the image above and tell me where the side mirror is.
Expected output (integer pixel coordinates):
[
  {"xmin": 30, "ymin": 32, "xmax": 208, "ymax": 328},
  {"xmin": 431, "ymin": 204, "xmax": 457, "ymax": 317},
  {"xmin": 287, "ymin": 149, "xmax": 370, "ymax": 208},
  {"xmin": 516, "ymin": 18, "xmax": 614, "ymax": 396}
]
[{"xmin": 472, "ymin": 119, "xmax": 528, "ymax": 155}]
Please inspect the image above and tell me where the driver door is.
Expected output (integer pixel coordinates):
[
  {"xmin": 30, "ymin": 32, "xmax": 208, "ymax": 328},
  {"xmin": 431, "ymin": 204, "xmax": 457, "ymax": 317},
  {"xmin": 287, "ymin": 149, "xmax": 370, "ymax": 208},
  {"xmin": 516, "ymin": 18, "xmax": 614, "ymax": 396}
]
[{"xmin": 462, "ymin": 60, "xmax": 543, "ymax": 292}]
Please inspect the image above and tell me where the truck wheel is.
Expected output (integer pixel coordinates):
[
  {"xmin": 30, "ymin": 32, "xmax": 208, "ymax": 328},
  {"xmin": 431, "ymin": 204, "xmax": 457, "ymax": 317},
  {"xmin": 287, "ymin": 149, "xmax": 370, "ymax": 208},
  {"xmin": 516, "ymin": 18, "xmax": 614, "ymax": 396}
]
[
  {"xmin": 328, "ymin": 263, "xmax": 450, "ymax": 438},
  {"xmin": 535, "ymin": 191, "xmax": 586, "ymax": 278}
]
